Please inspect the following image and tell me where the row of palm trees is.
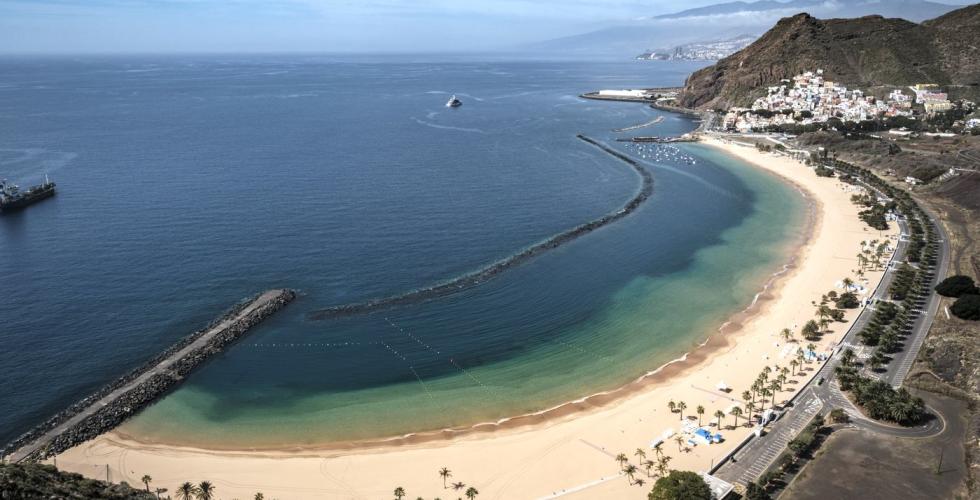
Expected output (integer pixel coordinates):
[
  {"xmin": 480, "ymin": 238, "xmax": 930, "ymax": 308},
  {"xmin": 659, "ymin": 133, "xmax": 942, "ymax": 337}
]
[{"xmin": 391, "ymin": 467, "xmax": 478, "ymax": 500}]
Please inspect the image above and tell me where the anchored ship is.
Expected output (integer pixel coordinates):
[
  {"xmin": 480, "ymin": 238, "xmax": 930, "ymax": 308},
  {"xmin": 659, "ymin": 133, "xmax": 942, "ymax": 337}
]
[
  {"xmin": 0, "ymin": 176, "xmax": 56, "ymax": 212},
  {"xmin": 446, "ymin": 94, "xmax": 462, "ymax": 108}
]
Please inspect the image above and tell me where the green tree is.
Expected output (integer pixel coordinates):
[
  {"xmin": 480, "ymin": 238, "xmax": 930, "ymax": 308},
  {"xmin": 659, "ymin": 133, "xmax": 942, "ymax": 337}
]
[
  {"xmin": 802, "ymin": 320, "xmax": 821, "ymax": 340},
  {"xmin": 780, "ymin": 327, "xmax": 794, "ymax": 342},
  {"xmin": 730, "ymin": 406, "xmax": 743, "ymax": 427},
  {"xmin": 196, "ymin": 481, "xmax": 216, "ymax": 500},
  {"xmin": 648, "ymin": 470, "xmax": 712, "ymax": 500},
  {"xmin": 951, "ymin": 294, "xmax": 980, "ymax": 320},
  {"xmin": 176, "ymin": 482, "xmax": 197, "ymax": 500},
  {"xmin": 624, "ymin": 464, "xmax": 639, "ymax": 485},
  {"xmin": 935, "ymin": 275, "xmax": 978, "ymax": 297},
  {"xmin": 745, "ymin": 481, "xmax": 771, "ymax": 500}
]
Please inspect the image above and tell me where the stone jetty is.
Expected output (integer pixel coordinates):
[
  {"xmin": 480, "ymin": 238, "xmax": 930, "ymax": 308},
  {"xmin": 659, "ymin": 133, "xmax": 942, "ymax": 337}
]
[
  {"xmin": 308, "ymin": 136, "xmax": 653, "ymax": 320},
  {"xmin": 2, "ymin": 289, "xmax": 296, "ymax": 463}
]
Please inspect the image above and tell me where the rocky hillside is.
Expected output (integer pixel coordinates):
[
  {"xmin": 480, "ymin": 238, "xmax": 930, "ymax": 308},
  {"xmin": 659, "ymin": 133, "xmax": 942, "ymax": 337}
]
[
  {"xmin": 678, "ymin": 4, "xmax": 980, "ymax": 110},
  {"xmin": 0, "ymin": 463, "xmax": 155, "ymax": 499}
]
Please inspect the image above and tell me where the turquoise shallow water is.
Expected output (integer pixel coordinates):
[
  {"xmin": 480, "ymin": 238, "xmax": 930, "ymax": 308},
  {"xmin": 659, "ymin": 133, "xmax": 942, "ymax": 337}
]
[
  {"xmin": 0, "ymin": 57, "xmax": 805, "ymax": 448},
  {"xmin": 122, "ymin": 145, "xmax": 805, "ymax": 448}
]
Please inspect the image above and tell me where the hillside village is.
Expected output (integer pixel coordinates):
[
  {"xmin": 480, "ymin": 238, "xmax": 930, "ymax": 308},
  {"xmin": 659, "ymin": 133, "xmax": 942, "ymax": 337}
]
[{"xmin": 721, "ymin": 69, "xmax": 976, "ymax": 133}]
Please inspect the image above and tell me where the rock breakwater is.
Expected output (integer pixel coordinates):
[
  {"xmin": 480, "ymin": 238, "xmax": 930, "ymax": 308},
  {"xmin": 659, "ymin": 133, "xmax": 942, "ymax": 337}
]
[
  {"xmin": 3, "ymin": 289, "xmax": 295, "ymax": 463},
  {"xmin": 308, "ymin": 135, "xmax": 653, "ymax": 320}
]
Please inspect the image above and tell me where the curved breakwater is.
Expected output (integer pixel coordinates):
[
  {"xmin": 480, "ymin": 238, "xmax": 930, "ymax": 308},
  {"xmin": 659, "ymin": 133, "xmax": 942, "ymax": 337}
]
[{"xmin": 308, "ymin": 135, "xmax": 653, "ymax": 320}]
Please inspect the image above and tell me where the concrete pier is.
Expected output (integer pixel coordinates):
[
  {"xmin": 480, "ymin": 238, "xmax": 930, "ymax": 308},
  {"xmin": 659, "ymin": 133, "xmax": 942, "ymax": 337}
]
[{"xmin": 3, "ymin": 289, "xmax": 296, "ymax": 463}]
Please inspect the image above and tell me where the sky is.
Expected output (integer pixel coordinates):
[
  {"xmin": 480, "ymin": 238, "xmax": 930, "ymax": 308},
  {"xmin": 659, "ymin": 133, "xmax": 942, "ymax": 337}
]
[
  {"xmin": 0, "ymin": 0, "xmax": 726, "ymax": 54},
  {"xmin": 1, "ymin": 0, "xmax": 975, "ymax": 54}
]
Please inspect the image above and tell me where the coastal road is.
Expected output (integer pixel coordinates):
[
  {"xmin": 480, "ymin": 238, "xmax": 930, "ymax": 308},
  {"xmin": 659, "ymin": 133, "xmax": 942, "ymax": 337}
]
[
  {"xmin": 5, "ymin": 290, "xmax": 290, "ymax": 464},
  {"xmin": 883, "ymin": 207, "xmax": 950, "ymax": 387},
  {"xmin": 713, "ymin": 179, "xmax": 950, "ymax": 487}
]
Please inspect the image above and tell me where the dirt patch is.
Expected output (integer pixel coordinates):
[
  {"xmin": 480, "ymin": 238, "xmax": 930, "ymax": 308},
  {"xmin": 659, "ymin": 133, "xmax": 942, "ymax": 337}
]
[{"xmin": 782, "ymin": 391, "xmax": 970, "ymax": 500}]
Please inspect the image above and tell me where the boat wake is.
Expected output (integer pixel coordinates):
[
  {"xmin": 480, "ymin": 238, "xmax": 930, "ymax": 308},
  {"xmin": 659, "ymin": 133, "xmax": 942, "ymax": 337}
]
[
  {"xmin": 308, "ymin": 135, "xmax": 653, "ymax": 321},
  {"xmin": 411, "ymin": 117, "xmax": 485, "ymax": 134}
]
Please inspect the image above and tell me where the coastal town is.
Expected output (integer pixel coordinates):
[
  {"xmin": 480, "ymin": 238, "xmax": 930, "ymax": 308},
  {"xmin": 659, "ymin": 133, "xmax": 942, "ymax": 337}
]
[{"xmin": 721, "ymin": 69, "xmax": 975, "ymax": 133}]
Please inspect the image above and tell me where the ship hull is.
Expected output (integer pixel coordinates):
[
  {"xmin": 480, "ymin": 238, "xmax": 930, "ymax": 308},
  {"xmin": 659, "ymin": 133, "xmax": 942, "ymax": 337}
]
[{"xmin": 0, "ymin": 184, "xmax": 56, "ymax": 212}]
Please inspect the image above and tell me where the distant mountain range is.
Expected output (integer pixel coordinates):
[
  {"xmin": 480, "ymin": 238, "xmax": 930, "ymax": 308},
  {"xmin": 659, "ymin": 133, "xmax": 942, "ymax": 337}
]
[
  {"xmin": 677, "ymin": 3, "xmax": 980, "ymax": 109},
  {"xmin": 530, "ymin": 0, "xmax": 963, "ymax": 57},
  {"xmin": 636, "ymin": 35, "xmax": 757, "ymax": 61}
]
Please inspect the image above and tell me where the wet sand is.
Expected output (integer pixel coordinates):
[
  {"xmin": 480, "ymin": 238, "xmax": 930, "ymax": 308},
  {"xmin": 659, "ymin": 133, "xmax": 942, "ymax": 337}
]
[{"xmin": 52, "ymin": 136, "xmax": 898, "ymax": 499}]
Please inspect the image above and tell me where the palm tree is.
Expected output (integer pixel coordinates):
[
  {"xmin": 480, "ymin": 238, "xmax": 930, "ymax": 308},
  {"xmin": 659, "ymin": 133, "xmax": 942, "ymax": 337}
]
[
  {"xmin": 141, "ymin": 475, "xmax": 152, "ymax": 493},
  {"xmin": 394, "ymin": 486, "xmax": 406, "ymax": 500},
  {"xmin": 673, "ymin": 435, "xmax": 684, "ymax": 452},
  {"xmin": 623, "ymin": 464, "xmax": 638, "ymax": 485},
  {"xmin": 841, "ymin": 347, "xmax": 855, "ymax": 367},
  {"xmin": 465, "ymin": 486, "xmax": 479, "ymax": 499},
  {"xmin": 452, "ymin": 482, "xmax": 466, "ymax": 492},
  {"xmin": 741, "ymin": 391, "xmax": 751, "ymax": 409},
  {"xmin": 642, "ymin": 459, "xmax": 655, "ymax": 477},
  {"xmin": 255, "ymin": 494, "xmax": 264, "ymax": 500},
  {"xmin": 439, "ymin": 467, "xmax": 452, "ymax": 489},
  {"xmin": 730, "ymin": 406, "xmax": 743, "ymax": 427},
  {"xmin": 176, "ymin": 483, "xmax": 197, "ymax": 500},
  {"xmin": 677, "ymin": 401, "xmax": 687, "ymax": 420},
  {"xmin": 790, "ymin": 359, "xmax": 799, "ymax": 376},
  {"xmin": 714, "ymin": 410, "xmax": 725, "ymax": 429},
  {"xmin": 781, "ymin": 328, "xmax": 794, "ymax": 342},
  {"xmin": 652, "ymin": 441, "xmax": 665, "ymax": 460},
  {"xmin": 196, "ymin": 481, "xmax": 216, "ymax": 500},
  {"xmin": 656, "ymin": 455, "xmax": 672, "ymax": 477},
  {"xmin": 696, "ymin": 405, "xmax": 705, "ymax": 426},
  {"xmin": 615, "ymin": 452, "xmax": 629, "ymax": 468},
  {"xmin": 746, "ymin": 402, "xmax": 756, "ymax": 420},
  {"xmin": 635, "ymin": 448, "xmax": 646, "ymax": 461}
]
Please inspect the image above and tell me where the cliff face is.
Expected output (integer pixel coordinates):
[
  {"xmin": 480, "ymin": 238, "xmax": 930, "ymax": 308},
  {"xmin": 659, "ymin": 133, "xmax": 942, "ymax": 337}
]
[{"xmin": 678, "ymin": 4, "xmax": 980, "ymax": 110}]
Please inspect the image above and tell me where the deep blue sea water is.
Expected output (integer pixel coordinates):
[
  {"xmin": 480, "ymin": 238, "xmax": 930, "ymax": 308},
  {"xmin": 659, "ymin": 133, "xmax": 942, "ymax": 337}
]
[{"xmin": 0, "ymin": 56, "xmax": 804, "ymax": 447}]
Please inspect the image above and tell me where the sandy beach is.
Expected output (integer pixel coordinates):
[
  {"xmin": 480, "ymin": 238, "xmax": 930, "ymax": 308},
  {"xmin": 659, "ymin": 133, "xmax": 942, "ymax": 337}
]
[{"xmin": 52, "ymin": 135, "xmax": 898, "ymax": 499}]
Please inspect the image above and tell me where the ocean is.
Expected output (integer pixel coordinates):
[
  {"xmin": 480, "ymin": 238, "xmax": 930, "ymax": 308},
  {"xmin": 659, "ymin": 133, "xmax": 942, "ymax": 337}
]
[{"xmin": 0, "ymin": 56, "xmax": 805, "ymax": 447}]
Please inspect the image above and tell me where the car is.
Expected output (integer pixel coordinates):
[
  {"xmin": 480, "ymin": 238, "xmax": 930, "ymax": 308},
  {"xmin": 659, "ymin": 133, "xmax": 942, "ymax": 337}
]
[{"xmin": 816, "ymin": 376, "xmax": 825, "ymax": 386}]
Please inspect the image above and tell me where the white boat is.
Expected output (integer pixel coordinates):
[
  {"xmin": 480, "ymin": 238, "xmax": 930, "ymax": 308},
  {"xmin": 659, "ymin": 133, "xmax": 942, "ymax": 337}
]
[{"xmin": 446, "ymin": 94, "xmax": 462, "ymax": 108}]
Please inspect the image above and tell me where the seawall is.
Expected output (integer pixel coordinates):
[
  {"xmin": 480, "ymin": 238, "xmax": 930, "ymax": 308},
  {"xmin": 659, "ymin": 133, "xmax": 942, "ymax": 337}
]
[
  {"xmin": 308, "ymin": 135, "xmax": 653, "ymax": 320},
  {"xmin": 2, "ymin": 289, "xmax": 296, "ymax": 463}
]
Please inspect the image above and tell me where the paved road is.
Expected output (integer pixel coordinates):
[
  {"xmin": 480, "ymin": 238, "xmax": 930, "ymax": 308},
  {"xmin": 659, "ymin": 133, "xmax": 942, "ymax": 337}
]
[
  {"xmin": 6, "ymin": 290, "xmax": 288, "ymax": 463},
  {"xmin": 713, "ymin": 179, "xmax": 950, "ymax": 486},
  {"xmin": 884, "ymin": 207, "xmax": 950, "ymax": 387}
]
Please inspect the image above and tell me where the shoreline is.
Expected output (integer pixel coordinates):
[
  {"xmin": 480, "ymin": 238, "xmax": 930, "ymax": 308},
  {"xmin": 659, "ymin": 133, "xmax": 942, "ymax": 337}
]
[{"xmin": 53, "ymin": 134, "xmax": 896, "ymax": 499}]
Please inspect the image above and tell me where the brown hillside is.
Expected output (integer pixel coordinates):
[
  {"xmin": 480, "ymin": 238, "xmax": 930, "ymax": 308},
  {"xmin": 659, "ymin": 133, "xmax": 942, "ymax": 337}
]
[{"xmin": 678, "ymin": 4, "xmax": 980, "ymax": 110}]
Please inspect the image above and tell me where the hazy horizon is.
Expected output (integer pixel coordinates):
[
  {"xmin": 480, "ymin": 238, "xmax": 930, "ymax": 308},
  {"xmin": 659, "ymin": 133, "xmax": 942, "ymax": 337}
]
[{"xmin": 1, "ymin": 0, "xmax": 976, "ymax": 55}]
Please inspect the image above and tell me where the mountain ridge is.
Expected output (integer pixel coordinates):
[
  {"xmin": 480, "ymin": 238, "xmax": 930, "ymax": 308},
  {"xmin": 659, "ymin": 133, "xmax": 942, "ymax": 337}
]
[
  {"xmin": 677, "ymin": 3, "xmax": 980, "ymax": 110},
  {"xmin": 529, "ymin": 0, "xmax": 962, "ymax": 56}
]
